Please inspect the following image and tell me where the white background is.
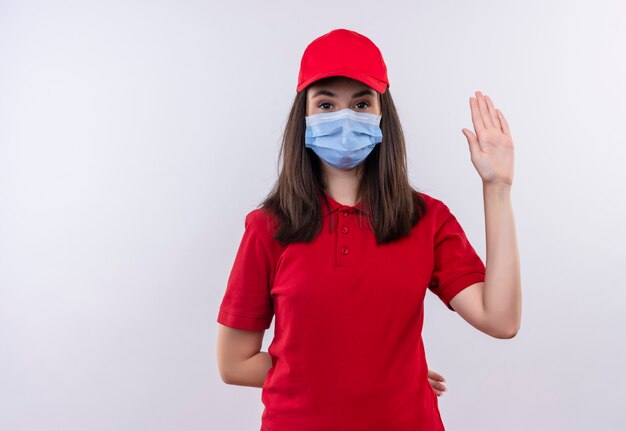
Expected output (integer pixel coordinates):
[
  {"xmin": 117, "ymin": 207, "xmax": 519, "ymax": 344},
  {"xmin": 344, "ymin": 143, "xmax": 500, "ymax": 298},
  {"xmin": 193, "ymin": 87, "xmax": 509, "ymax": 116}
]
[{"xmin": 1, "ymin": 1, "xmax": 624, "ymax": 430}]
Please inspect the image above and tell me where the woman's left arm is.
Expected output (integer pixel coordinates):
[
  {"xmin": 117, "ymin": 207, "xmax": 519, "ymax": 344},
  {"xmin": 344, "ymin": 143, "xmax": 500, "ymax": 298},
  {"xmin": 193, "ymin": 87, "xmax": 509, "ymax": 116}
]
[{"xmin": 452, "ymin": 91, "xmax": 522, "ymax": 338}]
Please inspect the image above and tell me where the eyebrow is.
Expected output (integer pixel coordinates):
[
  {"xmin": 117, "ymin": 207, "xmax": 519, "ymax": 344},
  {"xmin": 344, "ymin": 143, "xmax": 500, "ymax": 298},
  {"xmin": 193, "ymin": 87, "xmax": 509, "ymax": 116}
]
[{"xmin": 310, "ymin": 88, "xmax": 376, "ymax": 99}]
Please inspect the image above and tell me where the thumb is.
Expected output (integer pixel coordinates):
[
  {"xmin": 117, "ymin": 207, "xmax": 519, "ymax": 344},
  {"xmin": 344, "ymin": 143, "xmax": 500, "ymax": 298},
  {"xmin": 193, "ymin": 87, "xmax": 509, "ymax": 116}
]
[{"xmin": 461, "ymin": 128, "xmax": 481, "ymax": 156}]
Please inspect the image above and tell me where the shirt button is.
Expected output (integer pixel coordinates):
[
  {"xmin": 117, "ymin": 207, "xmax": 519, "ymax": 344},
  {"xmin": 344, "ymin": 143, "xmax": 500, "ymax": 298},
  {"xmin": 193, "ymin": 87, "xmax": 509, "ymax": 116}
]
[
  {"xmin": 341, "ymin": 226, "xmax": 349, "ymax": 234},
  {"xmin": 341, "ymin": 210, "xmax": 349, "ymax": 217},
  {"xmin": 341, "ymin": 247, "xmax": 349, "ymax": 255}
]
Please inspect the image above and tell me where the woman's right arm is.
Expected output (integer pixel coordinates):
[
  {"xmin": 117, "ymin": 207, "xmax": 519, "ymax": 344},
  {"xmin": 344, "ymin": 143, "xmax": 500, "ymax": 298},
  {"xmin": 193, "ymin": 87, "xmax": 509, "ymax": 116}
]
[
  {"xmin": 217, "ymin": 323, "xmax": 272, "ymax": 388},
  {"xmin": 216, "ymin": 323, "xmax": 447, "ymax": 395}
]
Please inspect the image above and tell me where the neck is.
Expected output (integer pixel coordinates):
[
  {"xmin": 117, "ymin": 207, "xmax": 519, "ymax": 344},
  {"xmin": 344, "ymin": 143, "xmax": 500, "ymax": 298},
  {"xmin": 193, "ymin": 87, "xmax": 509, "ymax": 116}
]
[{"xmin": 322, "ymin": 162, "xmax": 362, "ymax": 206}]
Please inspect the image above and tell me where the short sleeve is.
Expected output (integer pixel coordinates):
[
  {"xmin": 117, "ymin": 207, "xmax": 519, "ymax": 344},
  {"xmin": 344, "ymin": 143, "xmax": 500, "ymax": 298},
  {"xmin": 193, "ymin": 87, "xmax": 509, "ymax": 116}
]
[
  {"xmin": 217, "ymin": 209, "xmax": 281, "ymax": 330},
  {"xmin": 428, "ymin": 201, "xmax": 486, "ymax": 312}
]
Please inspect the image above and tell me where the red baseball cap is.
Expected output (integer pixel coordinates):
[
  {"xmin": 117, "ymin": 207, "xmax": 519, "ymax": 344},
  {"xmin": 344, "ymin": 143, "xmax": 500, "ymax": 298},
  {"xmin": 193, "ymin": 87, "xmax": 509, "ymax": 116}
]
[{"xmin": 296, "ymin": 28, "xmax": 389, "ymax": 94}]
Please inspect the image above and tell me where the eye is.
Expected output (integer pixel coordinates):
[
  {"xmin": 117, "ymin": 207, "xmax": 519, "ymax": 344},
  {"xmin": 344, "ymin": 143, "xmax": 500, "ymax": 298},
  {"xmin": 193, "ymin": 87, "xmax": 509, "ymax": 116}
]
[{"xmin": 316, "ymin": 101, "xmax": 370, "ymax": 110}]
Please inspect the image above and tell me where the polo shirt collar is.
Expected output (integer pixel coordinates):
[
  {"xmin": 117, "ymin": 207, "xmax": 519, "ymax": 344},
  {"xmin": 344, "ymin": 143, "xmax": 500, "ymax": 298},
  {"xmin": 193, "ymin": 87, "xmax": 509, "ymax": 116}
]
[{"xmin": 318, "ymin": 190, "xmax": 368, "ymax": 234}]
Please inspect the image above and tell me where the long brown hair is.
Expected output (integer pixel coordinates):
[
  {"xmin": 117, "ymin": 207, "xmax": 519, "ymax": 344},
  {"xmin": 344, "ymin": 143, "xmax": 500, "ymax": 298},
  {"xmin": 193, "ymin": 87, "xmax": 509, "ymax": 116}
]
[{"xmin": 259, "ymin": 78, "xmax": 427, "ymax": 245}]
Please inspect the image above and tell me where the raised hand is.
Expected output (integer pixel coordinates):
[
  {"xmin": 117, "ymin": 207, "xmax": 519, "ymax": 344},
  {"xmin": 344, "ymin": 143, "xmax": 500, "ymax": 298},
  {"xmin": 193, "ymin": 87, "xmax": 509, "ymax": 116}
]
[{"xmin": 461, "ymin": 91, "xmax": 515, "ymax": 186}]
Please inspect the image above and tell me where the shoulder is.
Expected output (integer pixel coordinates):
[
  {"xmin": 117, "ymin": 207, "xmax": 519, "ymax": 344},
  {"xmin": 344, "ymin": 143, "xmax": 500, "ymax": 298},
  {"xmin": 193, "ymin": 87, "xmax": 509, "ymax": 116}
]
[
  {"xmin": 244, "ymin": 207, "xmax": 268, "ymax": 226},
  {"xmin": 243, "ymin": 207, "xmax": 283, "ymax": 247},
  {"xmin": 245, "ymin": 206, "xmax": 278, "ymax": 226},
  {"xmin": 412, "ymin": 190, "xmax": 462, "ymax": 238},
  {"xmin": 413, "ymin": 190, "xmax": 451, "ymax": 220}
]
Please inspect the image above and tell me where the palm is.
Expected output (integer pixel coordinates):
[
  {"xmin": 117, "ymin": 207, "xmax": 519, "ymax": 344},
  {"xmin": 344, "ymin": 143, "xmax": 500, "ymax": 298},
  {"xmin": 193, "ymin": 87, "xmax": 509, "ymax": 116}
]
[{"xmin": 461, "ymin": 91, "xmax": 515, "ymax": 186}]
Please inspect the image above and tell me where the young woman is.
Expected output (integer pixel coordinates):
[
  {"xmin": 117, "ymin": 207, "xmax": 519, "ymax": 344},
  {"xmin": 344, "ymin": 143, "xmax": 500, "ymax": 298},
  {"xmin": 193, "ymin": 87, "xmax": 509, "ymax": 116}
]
[{"xmin": 216, "ymin": 28, "xmax": 521, "ymax": 431}]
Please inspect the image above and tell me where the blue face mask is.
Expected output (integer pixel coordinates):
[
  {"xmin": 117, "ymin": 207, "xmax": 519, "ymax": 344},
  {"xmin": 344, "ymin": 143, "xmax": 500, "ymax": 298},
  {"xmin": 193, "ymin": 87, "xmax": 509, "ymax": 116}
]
[{"xmin": 305, "ymin": 108, "xmax": 383, "ymax": 170}]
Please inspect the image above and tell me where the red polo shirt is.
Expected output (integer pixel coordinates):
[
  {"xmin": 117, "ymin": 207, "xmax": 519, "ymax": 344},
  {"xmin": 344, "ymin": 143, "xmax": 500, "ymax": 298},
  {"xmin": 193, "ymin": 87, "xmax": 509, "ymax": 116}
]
[{"xmin": 217, "ymin": 190, "xmax": 486, "ymax": 431}]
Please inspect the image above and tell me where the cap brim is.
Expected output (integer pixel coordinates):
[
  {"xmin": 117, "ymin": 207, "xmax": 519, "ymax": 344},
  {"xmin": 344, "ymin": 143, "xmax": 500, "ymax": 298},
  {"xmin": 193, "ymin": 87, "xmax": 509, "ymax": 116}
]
[{"xmin": 297, "ymin": 70, "xmax": 388, "ymax": 94}]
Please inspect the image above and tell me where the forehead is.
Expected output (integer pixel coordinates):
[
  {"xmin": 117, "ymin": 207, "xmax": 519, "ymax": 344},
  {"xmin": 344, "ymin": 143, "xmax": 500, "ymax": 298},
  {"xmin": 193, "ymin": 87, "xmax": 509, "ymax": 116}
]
[
  {"xmin": 309, "ymin": 76, "xmax": 371, "ymax": 91},
  {"xmin": 307, "ymin": 76, "xmax": 376, "ymax": 98}
]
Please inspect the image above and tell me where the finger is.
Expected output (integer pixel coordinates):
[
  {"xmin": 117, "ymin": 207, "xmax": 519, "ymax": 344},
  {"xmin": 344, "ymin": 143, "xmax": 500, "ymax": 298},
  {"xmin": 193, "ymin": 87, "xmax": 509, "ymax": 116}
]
[
  {"xmin": 430, "ymin": 379, "xmax": 446, "ymax": 391},
  {"xmin": 427, "ymin": 369, "xmax": 445, "ymax": 382},
  {"xmin": 462, "ymin": 127, "xmax": 482, "ymax": 154},
  {"xmin": 469, "ymin": 96, "xmax": 486, "ymax": 133},
  {"xmin": 497, "ymin": 109, "xmax": 511, "ymax": 136},
  {"xmin": 475, "ymin": 91, "xmax": 495, "ymax": 129},
  {"xmin": 484, "ymin": 95, "xmax": 501, "ymax": 130}
]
